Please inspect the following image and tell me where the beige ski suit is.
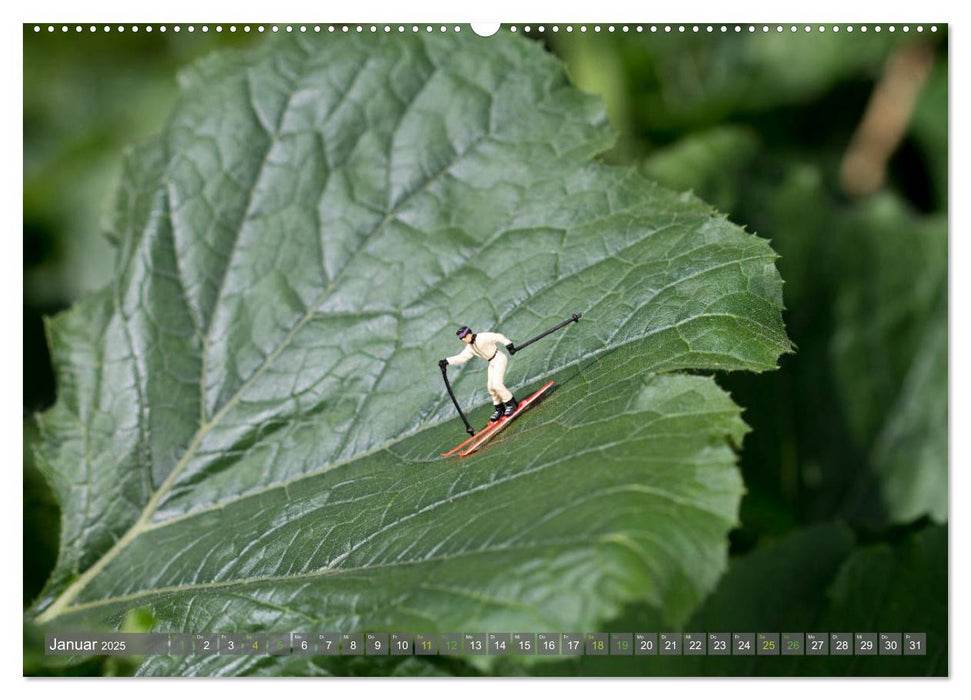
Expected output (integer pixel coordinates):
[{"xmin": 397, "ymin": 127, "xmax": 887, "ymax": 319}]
[{"xmin": 445, "ymin": 332, "xmax": 514, "ymax": 404}]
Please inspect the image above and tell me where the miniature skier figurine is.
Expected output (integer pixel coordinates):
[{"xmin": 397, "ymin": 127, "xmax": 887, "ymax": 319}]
[
  {"xmin": 439, "ymin": 327, "xmax": 518, "ymax": 422},
  {"xmin": 437, "ymin": 314, "xmax": 581, "ymax": 457}
]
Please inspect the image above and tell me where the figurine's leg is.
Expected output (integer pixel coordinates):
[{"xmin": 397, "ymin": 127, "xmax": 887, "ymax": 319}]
[
  {"xmin": 488, "ymin": 354, "xmax": 517, "ymax": 416},
  {"xmin": 488, "ymin": 354, "xmax": 513, "ymax": 403},
  {"xmin": 487, "ymin": 374, "xmax": 504, "ymax": 422}
]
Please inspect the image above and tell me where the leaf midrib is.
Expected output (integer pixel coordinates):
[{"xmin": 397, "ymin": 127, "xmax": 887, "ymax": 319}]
[
  {"xmin": 47, "ymin": 474, "xmax": 722, "ymax": 622},
  {"xmin": 50, "ymin": 394, "xmax": 735, "ymax": 619}
]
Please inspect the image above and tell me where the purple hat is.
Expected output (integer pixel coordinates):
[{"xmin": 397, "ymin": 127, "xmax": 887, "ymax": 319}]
[{"xmin": 456, "ymin": 326, "xmax": 472, "ymax": 339}]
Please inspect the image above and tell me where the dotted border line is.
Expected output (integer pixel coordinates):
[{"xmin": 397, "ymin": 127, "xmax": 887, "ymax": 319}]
[{"xmin": 31, "ymin": 24, "xmax": 940, "ymax": 35}]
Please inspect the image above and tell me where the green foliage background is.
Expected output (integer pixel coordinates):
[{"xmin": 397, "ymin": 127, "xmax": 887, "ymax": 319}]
[{"xmin": 23, "ymin": 24, "xmax": 947, "ymax": 676}]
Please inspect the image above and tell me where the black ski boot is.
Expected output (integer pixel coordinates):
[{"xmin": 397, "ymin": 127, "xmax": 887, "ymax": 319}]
[
  {"xmin": 489, "ymin": 404, "xmax": 504, "ymax": 422},
  {"xmin": 503, "ymin": 397, "xmax": 519, "ymax": 417}
]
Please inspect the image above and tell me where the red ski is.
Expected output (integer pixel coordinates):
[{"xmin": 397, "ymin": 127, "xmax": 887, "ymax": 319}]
[
  {"xmin": 439, "ymin": 421, "xmax": 498, "ymax": 457},
  {"xmin": 453, "ymin": 381, "xmax": 554, "ymax": 457},
  {"xmin": 439, "ymin": 397, "xmax": 522, "ymax": 457}
]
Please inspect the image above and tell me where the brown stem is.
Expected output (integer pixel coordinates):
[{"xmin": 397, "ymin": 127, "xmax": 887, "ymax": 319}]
[{"xmin": 840, "ymin": 43, "xmax": 935, "ymax": 198}]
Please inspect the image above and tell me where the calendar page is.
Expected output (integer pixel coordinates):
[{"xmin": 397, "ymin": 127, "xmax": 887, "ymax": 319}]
[{"xmin": 22, "ymin": 16, "xmax": 948, "ymax": 681}]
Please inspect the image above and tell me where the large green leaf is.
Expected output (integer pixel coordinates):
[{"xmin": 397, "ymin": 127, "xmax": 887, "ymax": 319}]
[{"xmin": 30, "ymin": 32, "xmax": 789, "ymax": 676}]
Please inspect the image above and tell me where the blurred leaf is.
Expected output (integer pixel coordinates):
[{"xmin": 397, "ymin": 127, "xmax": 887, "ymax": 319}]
[
  {"xmin": 909, "ymin": 60, "xmax": 948, "ymax": 209},
  {"xmin": 555, "ymin": 32, "xmax": 637, "ymax": 160},
  {"xmin": 831, "ymin": 194, "xmax": 947, "ymax": 523},
  {"xmin": 818, "ymin": 523, "xmax": 946, "ymax": 674},
  {"xmin": 831, "ymin": 195, "xmax": 945, "ymax": 441},
  {"xmin": 23, "ymin": 417, "xmax": 60, "ymax": 606},
  {"xmin": 23, "ymin": 28, "xmax": 260, "ymax": 305},
  {"xmin": 518, "ymin": 522, "xmax": 945, "ymax": 676},
  {"xmin": 554, "ymin": 29, "xmax": 918, "ymax": 138},
  {"xmin": 641, "ymin": 126, "xmax": 760, "ymax": 213},
  {"xmin": 30, "ymin": 33, "xmax": 789, "ymax": 677},
  {"xmin": 868, "ymin": 312, "xmax": 947, "ymax": 522}
]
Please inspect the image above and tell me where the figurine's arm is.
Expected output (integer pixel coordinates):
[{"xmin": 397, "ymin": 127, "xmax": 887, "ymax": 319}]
[
  {"xmin": 444, "ymin": 344, "xmax": 475, "ymax": 365},
  {"xmin": 477, "ymin": 331, "xmax": 512, "ymax": 347}
]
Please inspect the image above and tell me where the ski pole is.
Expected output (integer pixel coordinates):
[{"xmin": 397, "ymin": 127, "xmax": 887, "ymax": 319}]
[
  {"xmin": 507, "ymin": 313, "xmax": 582, "ymax": 355},
  {"xmin": 440, "ymin": 365, "xmax": 475, "ymax": 436}
]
